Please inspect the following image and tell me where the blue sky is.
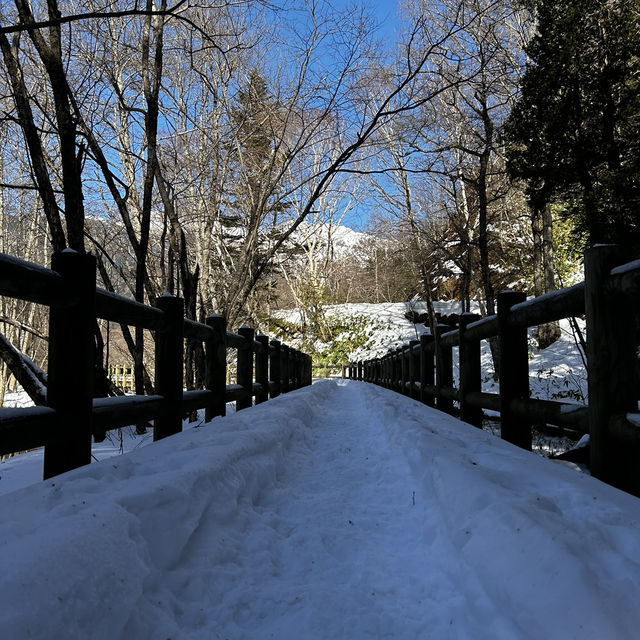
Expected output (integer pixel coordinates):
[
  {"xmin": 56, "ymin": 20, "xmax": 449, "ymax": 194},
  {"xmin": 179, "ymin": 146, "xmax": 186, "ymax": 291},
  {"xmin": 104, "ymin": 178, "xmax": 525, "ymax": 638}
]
[
  {"xmin": 331, "ymin": 0, "xmax": 401, "ymax": 42},
  {"xmin": 325, "ymin": 1, "xmax": 403, "ymax": 230}
]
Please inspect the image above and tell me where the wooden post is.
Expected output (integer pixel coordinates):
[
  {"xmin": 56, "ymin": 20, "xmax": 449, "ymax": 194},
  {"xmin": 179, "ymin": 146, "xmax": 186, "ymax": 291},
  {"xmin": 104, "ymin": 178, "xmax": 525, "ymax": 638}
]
[
  {"xmin": 459, "ymin": 312, "xmax": 483, "ymax": 428},
  {"xmin": 205, "ymin": 314, "xmax": 227, "ymax": 420},
  {"xmin": 298, "ymin": 350, "xmax": 304, "ymax": 387},
  {"xmin": 290, "ymin": 349, "xmax": 297, "ymax": 389},
  {"xmin": 585, "ymin": 245, "xmax": 638, "ymax": 492},
  {"xmin": 255, "ymin": 333, "xmax": 269, "ymax": 403},
  {"xmin": 497, "ymin": 290, "xmax": 531, "ymax": 450},
  {"xmin": 436, "ymin": 325, "xmax": 453, "ymax": 414},
  {"xmin": 44, "ymin": 251, "xmax": 96, "ymax": 479},
  {"xmin": 400, "ymin": 345, "xmax": 408, "ymax": 395},
  {"xmin": 409, "ymin": 339, "xmax": 419, "ymax": 400},
  {"xmin": 297, "ymin": 350, "xmax": 303, "ymax": 388},
  {"xmin": 290, "ymin": 348, "xmax": 296, "ymax": 387},
  {"xmin": 153, "ymin": 294, "xmax": 184, "ymax": 441},
  {"xmin": 237, "ymin": 325, "xmax": 254, "ymax": 410},
  {"xmin": 269, "ymin": 340, "xmax": 281, "ymax": 398},
  {"xmin": 420, "ymin": 334, "xmax": 434, "ymax": 406},
  {"xmin": 306, "ymin": 353, "xmax": 312, "ymax": 385},
  {"xmin": 281, "ymin": 344, "xmax": 290, "ymax": 393},
  {"xmin": 293, "ymin": 349, "xmax": 300, "ymax": 388}
]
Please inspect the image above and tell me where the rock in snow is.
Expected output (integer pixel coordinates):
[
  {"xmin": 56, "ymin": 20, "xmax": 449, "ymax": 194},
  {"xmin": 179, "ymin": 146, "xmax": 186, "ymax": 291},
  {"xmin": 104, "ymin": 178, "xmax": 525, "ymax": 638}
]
[{"xmin": 1, "ymin": 380, "xmax": 640, "ymax": 639}]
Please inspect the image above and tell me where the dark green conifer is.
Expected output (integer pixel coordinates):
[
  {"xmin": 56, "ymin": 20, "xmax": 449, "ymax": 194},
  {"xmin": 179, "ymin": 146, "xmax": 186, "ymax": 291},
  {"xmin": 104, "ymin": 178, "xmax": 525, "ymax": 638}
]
[{"xmin": 505, "ymin": 0, "xmax": 640, "ymax": 247}]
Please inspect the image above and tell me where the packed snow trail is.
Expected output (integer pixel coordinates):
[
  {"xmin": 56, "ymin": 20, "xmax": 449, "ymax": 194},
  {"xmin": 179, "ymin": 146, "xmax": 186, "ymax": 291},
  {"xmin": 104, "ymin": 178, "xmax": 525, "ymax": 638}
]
[
  {"xmin": 2, "ymin": 381, "xmax": 640, "ymax": 639},
  {"xmin": 171, "ymin": 381, "xmax": 477, "ymax": 639}
]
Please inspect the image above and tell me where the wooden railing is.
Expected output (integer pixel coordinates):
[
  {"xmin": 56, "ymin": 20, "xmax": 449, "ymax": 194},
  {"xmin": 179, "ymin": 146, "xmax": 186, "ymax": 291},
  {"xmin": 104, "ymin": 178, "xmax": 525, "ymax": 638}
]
[
  {"xmin": 0, "ymin": 251, "xmax": 312, "ymax": 479},
  {"xmin": 347, "ymin": 245, "xmax": 640, "ymax": 497}
]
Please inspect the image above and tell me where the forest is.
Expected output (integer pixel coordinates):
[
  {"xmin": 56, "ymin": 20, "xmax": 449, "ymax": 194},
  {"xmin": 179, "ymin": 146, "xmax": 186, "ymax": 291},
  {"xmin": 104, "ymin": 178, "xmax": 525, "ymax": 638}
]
[{"xmin": 0, "ymin": 0, "xmax": 638, "ymax": 405}]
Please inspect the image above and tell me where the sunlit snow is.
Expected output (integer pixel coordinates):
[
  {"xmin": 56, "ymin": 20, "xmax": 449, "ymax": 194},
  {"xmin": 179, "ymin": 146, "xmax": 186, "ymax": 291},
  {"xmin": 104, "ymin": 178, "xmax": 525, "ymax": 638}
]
[{"xmin": 2, "ymin": 380, "xmax": 639, "ymax": 639}]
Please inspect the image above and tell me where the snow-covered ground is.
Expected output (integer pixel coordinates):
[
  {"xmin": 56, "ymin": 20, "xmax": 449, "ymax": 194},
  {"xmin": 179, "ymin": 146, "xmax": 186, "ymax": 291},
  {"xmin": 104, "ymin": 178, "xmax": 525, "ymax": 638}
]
[
  {"xmin": 0, "ymin": 394, "xmax": 229, "ymax": 496},
  {"xmin": 310, "ymin": 300, "xmax": 587, "ymax": 402},
  {"xmin": 2, "ymin": 380, "xmax": 640, "ymax": 639}
]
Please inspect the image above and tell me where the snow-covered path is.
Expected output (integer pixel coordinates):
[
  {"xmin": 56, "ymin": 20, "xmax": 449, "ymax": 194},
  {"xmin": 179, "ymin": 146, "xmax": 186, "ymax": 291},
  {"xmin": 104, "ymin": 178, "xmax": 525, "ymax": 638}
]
[
  {"xmin": 200, "ymin": 381, "xmax": 461, "ymax": 639},
  {"xmin": 2, "ymin": 380, "xmax": 640, "ymax": 639}
]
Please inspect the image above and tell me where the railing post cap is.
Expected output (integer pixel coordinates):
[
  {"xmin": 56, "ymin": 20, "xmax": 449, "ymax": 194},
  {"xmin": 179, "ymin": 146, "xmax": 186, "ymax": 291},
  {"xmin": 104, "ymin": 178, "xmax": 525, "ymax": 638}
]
[
  {"xmin": 497, "ymin": 290, "xmax": 526, "ymax": 313},
  {"xmin": 154, "ymin": 293, "xmax": 183, "ymax": 304},
  {"xmin": 498, "ymin": 289, "xmax": 525, "ymax": 298}
]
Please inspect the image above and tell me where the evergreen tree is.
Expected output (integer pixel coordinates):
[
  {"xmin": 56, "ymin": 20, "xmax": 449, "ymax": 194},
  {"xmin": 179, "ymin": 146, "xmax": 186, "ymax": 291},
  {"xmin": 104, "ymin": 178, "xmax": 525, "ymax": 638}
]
[
  {"xmin": 232, "ymin": 70, "xmax": 274, "ymax": 195},
  {"xmin": 505, "ymin": 0, "xmax": 640, "ymax": 247}
]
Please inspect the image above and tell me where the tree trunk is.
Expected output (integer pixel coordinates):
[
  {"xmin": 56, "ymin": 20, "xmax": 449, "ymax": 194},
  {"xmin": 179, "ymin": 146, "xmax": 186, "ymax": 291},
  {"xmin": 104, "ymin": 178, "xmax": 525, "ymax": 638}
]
[
  {"xmin": 477, "ymin": 97, "xmax": 500, "ymax": 376},
  {"xmin": 0, "ymin": 331, "xmax": 46, "ymax": 405},
  {"xmin": 532, "ymin": 199, "xmax": 561, "ymax": 348}
]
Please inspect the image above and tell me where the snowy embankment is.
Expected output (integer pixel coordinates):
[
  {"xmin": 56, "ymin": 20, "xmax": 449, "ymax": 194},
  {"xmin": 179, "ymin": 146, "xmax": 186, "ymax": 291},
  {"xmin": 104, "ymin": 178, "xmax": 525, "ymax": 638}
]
[
  {"xmin": 2, "ymin": 380, "xmax": 640, "ymax": 639},
  {"xmin": 288, "ymin": 300, "xmax": 588, "ymax": 403}
]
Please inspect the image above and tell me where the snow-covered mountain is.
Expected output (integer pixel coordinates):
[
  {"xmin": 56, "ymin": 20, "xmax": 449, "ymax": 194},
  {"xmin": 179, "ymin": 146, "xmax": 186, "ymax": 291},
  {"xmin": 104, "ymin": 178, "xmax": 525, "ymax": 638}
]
[{"xmin": 284, "ymin": 220, "xmax": 373, "ymax": 263}]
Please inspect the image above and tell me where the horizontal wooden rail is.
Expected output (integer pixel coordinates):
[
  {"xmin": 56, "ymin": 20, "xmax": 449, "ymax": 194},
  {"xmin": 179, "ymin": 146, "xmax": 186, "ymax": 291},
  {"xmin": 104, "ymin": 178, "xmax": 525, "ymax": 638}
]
[
  {"xmin": 464, "ymin": 391, "xmax": 501, "ymax": 413},
  {"xmin": 0, "ymin": 406, "xmax": 60, "ymax": 455},
  {"xmin": 464, "ymin": 315, "xmax": 499, "ymax": 342},
  {"xmin": 0, "ymin": 251, "xmax": 312, "ymax": 479},
  {"xmin": 96, "ymin": 288, "xmax": 167, "ymax": 331},
  {"xmin": 183, "ymin": 318, "xmax": 213, "ymax": 341},
  {"xmin": 509, "ymin": 397, "xmax": 588, "ymax": 433},
  {"xmin": 609, "ymin": 258, "xmax": 640, "ymax": 295},
  {"xmin": 508, "ymin": 282, "xmax": 585, "ymax": 328},
  {"xmin": 93, "ymin": 395, "xmax": 165, "ymax": 433},
  {"xmin": 226, "ymin": 331, "xmax": 246, "ymax": 349},
  {"xmin": 0, "ymin": 253, "xmax": 74, "ymax": 308},
  {"xmin": 348, "ymin": 246, "xmax": 640, "ymax": 497}
]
